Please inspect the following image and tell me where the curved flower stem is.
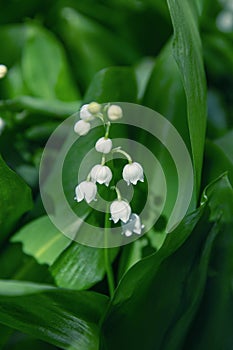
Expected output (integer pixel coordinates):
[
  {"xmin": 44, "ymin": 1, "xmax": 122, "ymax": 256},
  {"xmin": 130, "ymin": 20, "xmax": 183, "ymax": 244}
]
[
  {"xmin": 112, "ymin": 147, "xmax": 133, "ymax": 163},
  {"xmin": 105, "ymin": 121, "xmax": 111, "ymax": 138},
  {"xmin": 104, "ymin": 209, "xmax": 115, "ymax": 299}
]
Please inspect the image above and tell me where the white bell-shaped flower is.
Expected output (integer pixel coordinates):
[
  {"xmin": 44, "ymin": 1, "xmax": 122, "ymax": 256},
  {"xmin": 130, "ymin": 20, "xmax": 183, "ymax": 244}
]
[
  {"xmin": 110, "ymin": 200, "xmax": 131, "ymax": 223},
  {"xmin": 121, "ymin": 214, "xmax": 144, "ymax": 237},
  {"xmin": 75, "ymin": 181, "xmax": 97, "ymax": 203},
  {"xmin": 80, "ymin": 104, "xmax": 94, "ymax": 121},
  {"xmin": 90, "ymin": 164, "xmax": 112, "ymax": 186},
  {"xmin": 95, "ymin": 137, "xmax": 112, "ymax": 154},
  {"xmin": 0, "ymin": 64, "xmax": 7, "ymax": 79},
  {"xmin": 107, "ymin": 105, "xmax": 123, "ymax": 121},
  {"xmin": 74, "ymin": 120, "xmax": 91, "ymax": 136},
  {"xmin": 123, "ymin": 162, "xmax": 144, "ymax": 185}
]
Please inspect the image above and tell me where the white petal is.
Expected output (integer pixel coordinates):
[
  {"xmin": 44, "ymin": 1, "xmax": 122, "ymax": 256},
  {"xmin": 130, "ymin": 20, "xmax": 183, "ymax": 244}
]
[
  {"xmin": 122, "ymin": 162, "xmax": 144, "ymax": 185},
  {"xmin": 83, "ymin": 182, "xmax": 97, "ymax": 203},
  {"xmin": 107, "ymin": 105, "xmax": 123, "ymax": 121},
  {"xmin": 132, "ymin": 214, "xmax": 143, "ymax": 234},
  {"xmin": 80, "ymin": 104, "xmax": 94, "ymax": 121},
  {"xmin": 110, "ymin": 200, "xmax": 131, "ymax": 223},
  {"xmin": 90, "ymin": 165, "xmax": 112, "ymax": 186},
  {"xmin": 74, "ymin": 120, "xmax": 91, "ymax": 136},
  {"xmin": 95, "ymin": 137, "xmax": 112, "ymax": 154},
  {"xmin": 75, "ymin": 185, "xmax": 84, "ymax": 202},
  {"xmin": 0, "ymin": 64, "xmax": 7, "ymax": 79},
  {"xmin": 124, "ymin": 230, "xmax": 133, "ymax": 237}
]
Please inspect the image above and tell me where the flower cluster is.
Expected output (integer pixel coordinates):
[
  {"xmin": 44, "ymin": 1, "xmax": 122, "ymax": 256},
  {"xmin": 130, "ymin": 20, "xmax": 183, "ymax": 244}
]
[{"xmin": 74, "ymin": 102, "xmax": 144, "ymax": 237}]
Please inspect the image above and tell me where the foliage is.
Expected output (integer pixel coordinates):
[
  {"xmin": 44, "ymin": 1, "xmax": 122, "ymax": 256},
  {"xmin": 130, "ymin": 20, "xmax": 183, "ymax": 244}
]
[{"xmin": 0, "ymin": 0, "xmax": 232, "ymax": 349}]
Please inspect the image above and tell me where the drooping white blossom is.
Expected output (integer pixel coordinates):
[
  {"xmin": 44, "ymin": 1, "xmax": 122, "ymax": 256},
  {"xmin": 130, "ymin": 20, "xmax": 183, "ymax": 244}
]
[
  {"xmin": 107, "ymin": 105, "xmax": 123, "ymax": 121},
  {"xmin": 90, "ymin": 164, "xmax": 112, "ymax": 186},
  {"xmin": 95, "ymin": 137, "xmax": 112, "ymax": 154},
  {"xmin": 121, "ymin": 214, "xmax": 144, "ymax": 237},
  {"xmin": 75, "ymin": 181, "xmax": 97, "ymax": 203},
  {"xmin": 74, "ymin": 120, "xmax": 91, "ymax": 136},
  {"xmin": 110, "ymin": 200, "xmax": 131, "ymax": 223},
  {"xmin": 80, "ymin": 104, "xmax": 94, "ymax": 121},
  {"xmin": 123, "ymin": 162, "xmax": 144, "ymax": 185}
]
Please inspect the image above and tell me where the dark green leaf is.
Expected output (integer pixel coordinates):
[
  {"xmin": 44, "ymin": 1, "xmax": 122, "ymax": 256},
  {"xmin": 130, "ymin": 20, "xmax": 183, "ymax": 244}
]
[
  {"xmin": 0, "ymin": 280, "xmax": 108, "ymax": 350},
  {"xmin": 167, "ymin": 0, "xmax": 207, "ymax": 199},
  {"xmin": 21, "ymin": 24, "xmax": 80, "ymax": 101},
  {"xmin": 11, "ymin": 216, "xmax": 71, "ymax": 266},
  {"xmin": 100, "ymin": 176, "xmax": 229, "ymax": 350},
  {"xmin": 50, "ymin": 242, "xmax": 118, "ymax": 290},
  {"xmin": 184, "ymin": 176, "xmax": 233, "ymax": 350},
  {"xmin": 0, "ymin": 155, "xmax": 32, "ymax": 243},
  {"xmin": 84, "ymin": 67, "xmax": 138, "ymax": 104}
]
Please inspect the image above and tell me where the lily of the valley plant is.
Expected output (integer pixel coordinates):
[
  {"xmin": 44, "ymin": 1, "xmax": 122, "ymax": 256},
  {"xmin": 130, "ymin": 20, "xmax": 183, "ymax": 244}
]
[{"xmin": 74, "ymin": 102, "xmax": 144, "ymax": 237}]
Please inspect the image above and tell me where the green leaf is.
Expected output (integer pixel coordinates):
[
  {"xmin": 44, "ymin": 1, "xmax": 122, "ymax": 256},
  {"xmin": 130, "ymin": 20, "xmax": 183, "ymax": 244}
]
[
  {"xmin": 203, "ymin": 130, "xmax": 233, "ymax": 188},
  {"xmin": 0, "ymin": 280, "xmax": 108, "ymax": 350},
  {"xmin": 21, "ymin": 24, "xmax": 80, "ymax": 101},
  {"xmin": 100, "ymin": 176, "xmax": 228, "ymax": 350},
  {"xmin": 142, "ymin": 41, "xmax": 191, "ymax": 151},
  {"xmin": 84, "ymin": 67, "xmax": 138, "ymax": 104},
  {"xmin": 11, "ymin": 216, "xmax": 71, "ymax": 266},
  {"xmin": 0, "ymin": 155, "xmax": 32, "ymax": 243},
  {"xmin": 0, "ymin": 96, "xmax": 81, "ymax": 118},
  {"xmin": 50, "ymin": 242, "xmax": 118, "ymax": 290},
  {"xmin": 56, "ymin": 7, "xmax": 138, "ymax": 90},
  {"xmin": 184, "ymin": 176, "xmax": 233, "ymax": 350},
  {"xmin": 4, "ymin": 332, "xmax": 57, "ymax": 350},
  {"xmin": 167, "ymin": 0, "xmax": 207, "ymax": 199}
]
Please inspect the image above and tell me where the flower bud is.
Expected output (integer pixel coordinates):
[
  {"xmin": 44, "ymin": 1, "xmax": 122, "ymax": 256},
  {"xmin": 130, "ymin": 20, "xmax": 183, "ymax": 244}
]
[
  {"xmin": 88, "ymin": 102, "xmax": 101, "ymax": 114},
  {"xmin": 80, "ymin": 104, "xmax": 94, "ymax": 121},
  {"xmin": 74, "ymin": 120, "xmax": 91, "ymax": 136},
  {"xmin": 0, "ymin": 65, "xmax": 7, "ymax": 79},
  {"xmin": 123, "ymin": 162, "xmax": 144, "ymax": 185},
  {"xmin": 90, "ymin": 164, "xmax": 112, "ymax": 186},
  {"xmin": 110, "ymin": 200, "xmax": 131, "ymax": 223},
  {"xmin": 95, "ymin": 137, "xmax": 112, "ymax": 154},
  {"xmin": 107, "ymin": 105, "xmax": 123, "ymax": 121},
  {"xmin": 75, "ymin": 181, "xmax": 97, "ymax": 203}
]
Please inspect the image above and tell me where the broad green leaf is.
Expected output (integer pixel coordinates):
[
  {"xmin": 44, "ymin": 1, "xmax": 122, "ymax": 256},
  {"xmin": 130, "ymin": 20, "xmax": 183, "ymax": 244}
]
[
  {"xmin": 0, "ymin": 280, "xmax": 108, "ymax": 350},
  {"xmin": 215, "ymin": 129, "xmax": 233, "ymax": 166},
  {"xmin": 0, "ymin": 155, "xmax": 32, "ymax": 242},
  {"xmin": 50, "ymin": 241, "xmax": 118, "ymax": 290},
  {"xmin": 100, "ymin": 176, "xmax": 229, "ymax": 350},
  {"xmin": 143, "ymin": 41, "xmax": 191, "ymax": 152},
  {"xmin": 84, "ymin": 67, "xmax": 138, "ymax": 103},
  {"xmin": 184, "ymin": 176, "xmax": 233, "ymax": 350},
  {"xmin": 11, "ymin": 216, "xmax": 71, "ymax": 266},
  {"xmin": 0, "ymin": 96, "xmax": 81, "ymax": 118},
  {"xmin": 0, "ymin": 242, "xmax": 53, "ymax": 283},
  {"xmin": 4, "ymin": 332, "xmax": 57, "ymax": 350},
  {"xmin": 56, "ymin": 7, "xmax": 138, "ymax": 90},
  {"xmin": 203, "ymin": 130, "xmax": 233, "ymax": 188},
  {"xmin": 167, "ymin": 0, "xmax": 207, "ymax": 199},
  {"xmin": 21, "ymin": 24, "xmax": 80, "ymax": 101},
  {"xmin": 0, "ymin": 24, "xmax": 27, "ymax": 67}
]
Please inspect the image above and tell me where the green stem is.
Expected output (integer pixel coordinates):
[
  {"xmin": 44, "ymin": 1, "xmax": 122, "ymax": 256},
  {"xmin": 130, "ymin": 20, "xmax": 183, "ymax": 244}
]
[
  {"xmin": 105, "ymin": 121, "xmax": 111, "ymax": 138},
  {"xmin": 112, "ymin": 147, "xmax": 133, "ymax": 163},
  {"xmin": 104, "ymin": 209, "xmax": 115, "ymax": 298}
]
